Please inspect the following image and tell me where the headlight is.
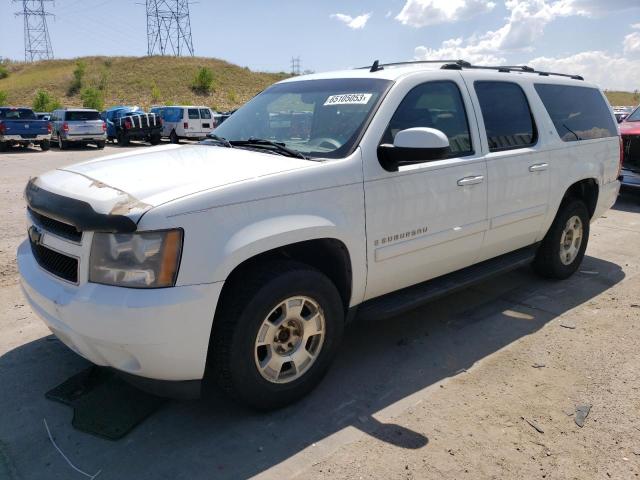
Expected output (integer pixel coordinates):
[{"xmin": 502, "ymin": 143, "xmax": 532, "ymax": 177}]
[{"xmin": 89, "ymin": 229, "xmax": 183, "ymax": 288}]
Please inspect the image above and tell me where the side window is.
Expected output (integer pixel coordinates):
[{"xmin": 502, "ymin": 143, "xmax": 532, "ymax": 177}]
[
  {"xmin": 200, "ymin": 108, "xmax": 212, "ymax": 119},
  {"xmin": 188, "ymin": 109, "xmax": 200, "ymax": 120},
  {"xmin": 534, "ymin": 84, "xmax": 617, "ymax": 142},
  {"xmin": 474, "ymin": 81, "xmax": 537, "ymax": 152},
  {"xmin": 382, "ymin": 81, "xmax": 473, "ymax": 157}
]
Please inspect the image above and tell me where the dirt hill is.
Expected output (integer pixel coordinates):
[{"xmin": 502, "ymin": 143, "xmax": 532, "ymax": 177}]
[{"xmin": 0, "ymin": 56, "xmax": 289, "ymax": 112}]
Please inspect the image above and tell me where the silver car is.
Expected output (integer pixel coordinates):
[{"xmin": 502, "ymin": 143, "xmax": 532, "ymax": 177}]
[{"xmin": 51, "ymin": 108, "xmax": 107, "ymax": 150}]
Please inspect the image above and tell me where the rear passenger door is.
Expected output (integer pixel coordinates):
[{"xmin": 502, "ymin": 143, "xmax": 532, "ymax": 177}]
[
  {"xmin": 463, "ymin": 77, "xmax": 551, "ymax": 261},
  {"xmin": 187, "ymin": 108, "xmax": 201, "ymax": 136},
  {"xmin": 199, "ymin": 108, "xmax": 213, "ymax": 135}
]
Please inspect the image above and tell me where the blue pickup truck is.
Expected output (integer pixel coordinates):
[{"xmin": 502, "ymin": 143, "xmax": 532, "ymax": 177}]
[{"xmin": 0, "ymin": 107, "xmax": 51, "ymax": 152}]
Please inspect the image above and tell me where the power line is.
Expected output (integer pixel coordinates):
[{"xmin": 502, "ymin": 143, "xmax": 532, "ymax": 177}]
[
  {"xmin": 146, "ymin": 0, "xmax": 195, "ymax": 57},
  {"xmin": 13, "ymin": 0, "xmax": 54, "ymax": 62}
]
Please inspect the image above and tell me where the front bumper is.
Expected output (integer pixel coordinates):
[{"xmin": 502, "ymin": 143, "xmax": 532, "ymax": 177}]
[
  {"xmin": 0, "ymin": 134, "xmax": 50, "ymax": 142},
  {"xmin": 18, "ymin": 240, "xmax": 223, "ymax": 382}
]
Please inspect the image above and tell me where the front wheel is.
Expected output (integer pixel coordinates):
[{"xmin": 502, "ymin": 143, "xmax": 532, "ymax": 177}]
[
  {"xmin": 533, "ymin": 198, "xmax": 590, "ymax": 279},
  {"xmin": 0, "ymin": 142, "xmax": 7, "ymax": 152},
  {"xmin": 116, "ymin": 132, "xmax": 129, "ymax": 146},
  {"xmin": 149, "ymin": 133, "xmax": 161, "ymax": 145},
  {"xmin": 96, "ymin": 141, "xmax": 105, "ymax": 149},
  {"xmin": 207, "ymin": 261, "xmax": 344, "ymax": 410},
  {"xmin": 169, "ymin": 130, "xmax": 179, "ymax": 144}
]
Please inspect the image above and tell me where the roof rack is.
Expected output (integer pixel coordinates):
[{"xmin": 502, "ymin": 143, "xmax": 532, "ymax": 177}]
[{"xmin": 362, "ymin": 59, "xmax": 584, "ymax": 81}]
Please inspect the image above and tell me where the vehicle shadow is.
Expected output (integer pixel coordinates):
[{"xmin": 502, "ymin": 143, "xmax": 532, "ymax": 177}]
[
  {"xmin": 0, "ymin": 146, "xmax": 47, "ymax": 155},
  {"xmin": 0, "ymin": 255, "xmax": 625, "ymax": 479}
]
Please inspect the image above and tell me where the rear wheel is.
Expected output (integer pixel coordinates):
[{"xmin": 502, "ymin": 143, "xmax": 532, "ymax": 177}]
[
  {"xmin": 150, "ymin": 133, "xmax": 161, "ymax": 145},
  {"xmin": 117, "ymin": 132, "xmax": 130, "ymax": 146},
  {"xmin": 207, "ymin": 260, "xmax": 344, "ymax": 411},
  {"xmin": 96, "ymin": 141, "xmax": 105, "ymax": 149},
  {"xmin": 40, "ymin": 140, "xmax": 50, "ymax": 151},
  {"xmin": 0, "ymin": 142, "xmax": 7, "ymax": 152},
  {"xmin": 169, "ymin": 130, "xmax": 179, "ymax": 144},
  {"xmin": 533, "ymin": 198, "xmax": 590, "ymax": 279}
]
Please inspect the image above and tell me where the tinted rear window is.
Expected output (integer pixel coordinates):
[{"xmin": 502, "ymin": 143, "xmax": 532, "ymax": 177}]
[
  {"xmin": 474, "ymin": 81, "xmax": 537, "ymax": 152},
  {"xmin": 161, "ymin": 107, "xmax": 183, "ymax": 122},
  {"xmin": 534, "ymin": 84, "xmax": 617, "ymax": 142},
  {"xmin": 66, "ymin": 111, "xmax": 100, "ymax": 121},
  {"xmin": 0, "ymin": 108, "xmax": 36, "ymax": 120}
]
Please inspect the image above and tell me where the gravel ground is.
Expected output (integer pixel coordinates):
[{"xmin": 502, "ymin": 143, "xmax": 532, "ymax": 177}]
[{"xmin": 1, "ymin": 145, "xmax": 639, "ymax": 480}]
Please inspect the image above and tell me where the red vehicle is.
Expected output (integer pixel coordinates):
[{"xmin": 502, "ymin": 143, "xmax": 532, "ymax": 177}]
[{"xmin": 619, "ymin": 107, "xmax": 640, "ymax": 195}]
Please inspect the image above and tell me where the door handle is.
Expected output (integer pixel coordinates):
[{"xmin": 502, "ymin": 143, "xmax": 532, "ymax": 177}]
[
  {"xmin": 457, "ymin": 175, "xmax": 485, "ymax": 186},
  {"xmin": 529, "ymin": 163, "xmax": 549, "ymax": 172}
]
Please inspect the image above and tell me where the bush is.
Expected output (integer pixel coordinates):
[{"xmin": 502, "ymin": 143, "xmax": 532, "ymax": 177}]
[
  {"xmin": 0, "ymin": 64, "xmax": 9, "ymax": 80},
  {"xmin": 191, "ymin": 66, "xmax": 214, "ymax": 94},
  {"xmin": 151, "ymin": 82, "xmax": 161, "ymax": 103},
  {"xmin": 32, "ymin": 89, "xmax": 61, "ymax": 112},
  {"xmin": 0, "ymin": 90, "xmax": 8, "ymax": 106},
  {"xmin": 68, "ymin": 60, "xmax": 86, "ymax": 95},
  {"xmin": 80, "ymin": 87, "xmax": 104, "ymax": 111}
]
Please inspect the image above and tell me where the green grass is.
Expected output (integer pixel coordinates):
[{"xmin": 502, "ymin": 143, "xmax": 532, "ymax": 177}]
[
  {"xmin": 604, "ymin": 90, "xmax": 640, "ymax": 107},
  {"xmin": 0, "ymin": 56, "xmax": 289, "ymax": 112}
]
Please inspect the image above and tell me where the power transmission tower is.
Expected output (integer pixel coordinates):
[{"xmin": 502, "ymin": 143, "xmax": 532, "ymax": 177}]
[
  {"xmin": 291, "ymin": 56, "xmax": 301, "ymax": 76},
  {"xmin": 146, "ymin": 0, "xmax": 195, "ymax": 56},
  {"xmin": 13, "ymin": 0, "xmax": 54, "ymax": 62}
]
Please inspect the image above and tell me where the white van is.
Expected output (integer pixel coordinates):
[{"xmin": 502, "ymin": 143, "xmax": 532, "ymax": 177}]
[{"xmin": 150, "ymin": 105, "xmax": 216, "ymax": 143}]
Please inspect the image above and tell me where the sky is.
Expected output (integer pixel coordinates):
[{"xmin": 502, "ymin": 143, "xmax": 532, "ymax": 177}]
[{"xmin": 1, "ymin": 0, "xmax": 640, "ymax": 90}]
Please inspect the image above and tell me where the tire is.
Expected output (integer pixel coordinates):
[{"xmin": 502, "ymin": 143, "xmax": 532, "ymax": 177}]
[
  {"xmin": 533, "ymin": 198, "xmax": 590, "ymax": 279},
  {"xmin": 207, "ymin": 260, "xmax": 345, "ymax": 411},
  {"xmin": 40, "ymin": 140, "xmax": 50, "ymax": 151},
  {"xmin": 150, "ymin": 133, "xmax": 161, "ymax": 145},
  {"xmin": 169, "ymin": 130, "xmax": 179, "ymax": 144},
  {"xmin": 117, "ymin": 132, "xmax": 130, "ymax": 146},
  {"xmin": 0, "ymin": 142, "xmax": 7, "ymax": 152},
  {"xmin": 96, "ymin": 141, "xmax": 105, "ymax": 150}
]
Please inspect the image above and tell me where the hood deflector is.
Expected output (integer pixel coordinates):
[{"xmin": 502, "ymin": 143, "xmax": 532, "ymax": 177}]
[{"xmin": 25, "ymin": 179, "xmax": 137, "ymax": 233}]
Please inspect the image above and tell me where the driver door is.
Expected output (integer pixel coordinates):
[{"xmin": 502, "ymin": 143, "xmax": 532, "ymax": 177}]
[{"xmin": 362, "ymin": 78, "xmax": 488, "ymax": 300}]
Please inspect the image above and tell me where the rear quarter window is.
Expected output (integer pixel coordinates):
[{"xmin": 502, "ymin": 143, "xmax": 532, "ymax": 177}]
[{"xmin": 534, "ymin": 84, "xmax": 617, "ymax": 142}]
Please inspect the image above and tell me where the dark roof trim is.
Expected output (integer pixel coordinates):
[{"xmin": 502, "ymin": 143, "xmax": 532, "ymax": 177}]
[{"xmin": 25, "ymin": 179, "xmax": 137, "ymax": 233}]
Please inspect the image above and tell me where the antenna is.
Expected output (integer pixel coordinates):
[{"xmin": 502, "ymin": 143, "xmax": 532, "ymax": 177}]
[
  {"xmin": 13, "ymin": 0, "xmax": 54, "ymax": 62},
  {"xmin": 146, "ymin": 0, "xmax": 195, "ymax": 56},
  {"xmin": 291, "ymin": 56, "xmax": 301, "ymax": 76}
]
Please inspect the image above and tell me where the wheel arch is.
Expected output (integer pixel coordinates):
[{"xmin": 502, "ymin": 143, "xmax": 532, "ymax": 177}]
[{"xmin": 563, "ymin": 178, "xmax": 599, "ymax": 219}]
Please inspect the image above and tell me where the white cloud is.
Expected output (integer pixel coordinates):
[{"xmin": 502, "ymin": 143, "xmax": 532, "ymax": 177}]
[
  {"xmin": 331, "ymin": 12, "xmax": 372, "ymax": 30},
  {"xmin": 529, "ymin": 51, "xmax": 640, "ymax": 91},
  {"xmin": 624, "ymin": 32, "xmax": 640, "ymax": 55},
  {"xmin": 396, "ymin": 0, "xmax": 496, "ymax": 27},
  {"xmin": 414, "ymin": 38, "xmax": 506, "ymax": 64}
]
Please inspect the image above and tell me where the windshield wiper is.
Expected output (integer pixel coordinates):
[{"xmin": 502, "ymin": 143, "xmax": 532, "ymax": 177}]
[
  {"xmin": 203, "ymin": 134, "xmax": 233, "ymax": 148},
  {"xmin": 229, "ymin": 138, "xmax": 309, "ymax": 159}
]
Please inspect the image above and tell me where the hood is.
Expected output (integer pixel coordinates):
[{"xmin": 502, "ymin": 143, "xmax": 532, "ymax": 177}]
[{"xmin": 32, "ymin": 144, "xmax": 315, "ymax": 223}]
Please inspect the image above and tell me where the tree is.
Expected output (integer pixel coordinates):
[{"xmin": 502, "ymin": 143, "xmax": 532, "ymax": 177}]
[
  {"xmin": 191, "ymin": 66, "xmax": 214, "ymax": 94},
  {"xmin": 32, "ymin": 89, "xmax": 61, "ymax": 112},
  {"xmin": 0, "ymin": 90, "xmax": 8, "ymax": 107},
  {"xmin": 80, "ymin": 87, "xmax": 104, "ymax": 111}
]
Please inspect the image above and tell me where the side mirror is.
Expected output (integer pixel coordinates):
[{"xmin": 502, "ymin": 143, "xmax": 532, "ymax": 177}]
[{"xmin": 377, "ymin": 127, "xmax": 450, "ymax": 172}]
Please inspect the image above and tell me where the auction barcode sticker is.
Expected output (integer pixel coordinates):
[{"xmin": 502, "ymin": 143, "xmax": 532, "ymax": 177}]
[{"xmin": 324, "ymin": 93, "xmax": 373, "ymax": 106}]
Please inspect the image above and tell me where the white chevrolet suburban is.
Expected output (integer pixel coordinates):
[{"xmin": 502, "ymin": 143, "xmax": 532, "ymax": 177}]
[{"xmin": 18, "ymin": 60, "xmax": 621, "ymax": 410}]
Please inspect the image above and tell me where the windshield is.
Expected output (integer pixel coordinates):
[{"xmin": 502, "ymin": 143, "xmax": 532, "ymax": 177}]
[
  {"xmin": 162, "ymin": 107, "xmax": 184, "ymax": 122},
  {"xmin": 211, "ymin": 78, "xmax": 392, "ymax": 159},
  {"xmin": 625, "ymin": 107, "xmax": 640, "ymax": 122},
  {"xmin": 0, "ymin": 108, "xmax": 36, "ymax": 120}
]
